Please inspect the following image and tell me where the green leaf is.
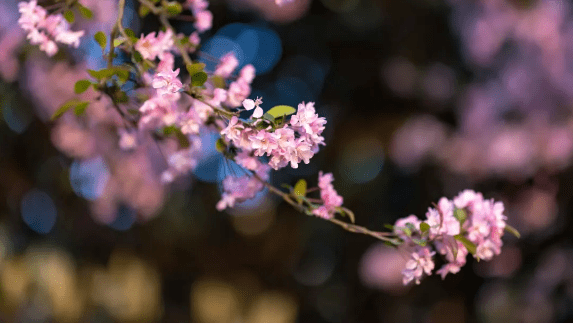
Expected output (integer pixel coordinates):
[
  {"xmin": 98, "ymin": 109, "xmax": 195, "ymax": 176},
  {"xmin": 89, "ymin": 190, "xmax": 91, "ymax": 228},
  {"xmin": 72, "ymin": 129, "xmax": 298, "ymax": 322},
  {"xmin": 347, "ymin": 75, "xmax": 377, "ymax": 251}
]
[
  {"xmin": 293, "ymin": 179, "xmax": 307, "ymax": 204},
  {"xmin": 113, "ymin": 67, "xmax": 130, "ymax": 83},
  {"xmin": 64, "ymin": 10, "xmax": 75, "ymax": 23},
  {"xmin": 266, "ymin": 105, "xmax": 296, "ymax": 119},
  {"xmin": 262, "ymin": 113, "xmax": 275, "ymax": 123},
  {"xmin": 215, "ymin": 138, "xmax": 226, "ymax": 153},
  {"xmin": 51, "ymin": 99, "xmax": 89, "ymax": 120},
  {"xmin": 94, "ymin": 31, "xmax": 107, "ymax": 51},
  {"xmin": 383, "ymin": 238, "xmax": 402, "ymax": 247},
  {"xmin": 210, "ymin": 75, "xmax": 226, "ymax": 89},
  {"xmin": 138, "ymin": 5, "xmax": 150, "ymax": 17},
  {"xmin": 454, "ymin": 234, "xmax": 477, "ymax": 256},
  {"xmin": 504, "ymin": 225, "xmax": 521, "ymax": 238},
  {"xmin": 397, "ymin": 226, "xmax": 412, "ymax": 237},
  {"xmin": 412, "ymin": 238, "xmax": 427, "ymax": 246},
  {"xmin": 191, "ymin": 72, "xmax": 208, "ymax": 87},
  {"xmin": 186, "ymin": 63, "xmax": 206, "ymax": 76},
  {"xmin": 87, "ymin": 67, "xmax": 130, "ymax": 82},
  {"xmin": 51, "ymin": 99, "xmax": 80, "ymax": 120},
  {"xmin": 453, "ymin": 208, "xmax": 467, "ymax": 224},
  {"xmin": 384, "ymin": 224, "xmax": 395, "ymax": 231},
  {"xmin": 405, "ymin": 222, "xmax": 417, "ymax": 232},
  {"xmin": 162, "ymin": 126, "xmax": 190, "ymax": 148},
  {"xmin": 133, "ymin": 51, "xmax": 143, "ymax": 63},
  {"xmin": 165, "ymin": 1, "xmax": 183, "ymax": 15},
  {"xmin": 115, "ymin": 90, "xmax": 129, "ymax": 103},
  {"xmin": 420, "ymin": 222, "xmax": 430, "ymax": 233},
  {"xmin": 124, "ymin": 28, "xmax": 136, "ymax": 38},
  {"xmin": 74, "ymin": 101, "xmax": 89, "ymax": 115},
  {"xmin": 74, "ymin": 80, "xmax": 92, "ymax": 94},
  {"xmin": 175, "ymin": 129, "xmax": 190, "ymax": 148},
  {"xmin": 293, "ymin": 179, "xmax": 307, "ymax": 197},
  {"xmin": 77, "ymin": 4, "xmax": 93, "ymax": 19},
  {"xmin": 113, "ymin": 38, "xmax": 125, "ymax": 47}
]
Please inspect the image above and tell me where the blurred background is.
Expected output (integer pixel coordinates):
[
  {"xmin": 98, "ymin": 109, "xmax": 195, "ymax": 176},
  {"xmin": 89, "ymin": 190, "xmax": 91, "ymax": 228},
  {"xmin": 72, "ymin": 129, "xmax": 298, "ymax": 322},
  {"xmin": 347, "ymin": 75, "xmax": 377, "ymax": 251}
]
[{"xmin": 2, "ymin": 0, "xmax": 573, "ymax": 321}]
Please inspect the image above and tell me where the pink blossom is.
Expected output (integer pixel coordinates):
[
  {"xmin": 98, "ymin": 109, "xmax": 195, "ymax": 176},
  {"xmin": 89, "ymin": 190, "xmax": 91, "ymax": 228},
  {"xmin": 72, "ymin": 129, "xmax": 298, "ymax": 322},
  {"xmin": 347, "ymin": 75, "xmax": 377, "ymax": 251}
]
[
  {"xmin": 194, "ymin": 10, "xmax": 213, "ymax": 33},
  {"xmin": 235, "ymin": 150, "xmax": 261, "ymax": 171},
  {"xmin": 18, "ymin": 0, "xmax": 85, "ymax": 56},
  {"xmin": 221, "ymin": 116, "xmax": 245, "ymax": 143},
  {"xmin": 186, "ymin": 0, "xmax": 209, "ymax": 12},
  {"xmin": 216, "ymin": 163, "xmax": 270, "ymax": 210},
  {"xmin": 238, "ymin": 64, "xmax": 256, "ymax": 84},
  {"xmin": 311, "ymin": 171, "xmax": 343, "ymax": 219},
  {"xmin": 225, "ymin": 80, "xmax": 251, "ymax": 108},
  {"xmin": 215, "ymin": 52, "xmax": 239, "ymax": 78},
  {"xmin": 135, "ymin": 29, "xmax": 174, "ymax": 61},
  {"xmin": 249, "ymin": 130, "xmax": 277, "ymax": 156},
  {"xmin": 152, "ymin": 68, "xmax": 183, "ymax": 95},
  {"xmin": 189, "ymin": 32, "xmax": 200, "ymax": 49},
  {"xmin": 402, "ymin": 247, "xmax": 436, "ymax": 285}
]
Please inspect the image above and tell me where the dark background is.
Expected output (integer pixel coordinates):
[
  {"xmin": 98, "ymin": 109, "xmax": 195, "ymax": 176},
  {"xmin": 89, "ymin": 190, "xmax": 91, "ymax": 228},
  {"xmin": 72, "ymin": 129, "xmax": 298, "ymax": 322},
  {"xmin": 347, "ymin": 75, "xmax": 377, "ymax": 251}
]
[{"xmin": 1, "ymin": 0, "xmax": 572, "ymax": 321}]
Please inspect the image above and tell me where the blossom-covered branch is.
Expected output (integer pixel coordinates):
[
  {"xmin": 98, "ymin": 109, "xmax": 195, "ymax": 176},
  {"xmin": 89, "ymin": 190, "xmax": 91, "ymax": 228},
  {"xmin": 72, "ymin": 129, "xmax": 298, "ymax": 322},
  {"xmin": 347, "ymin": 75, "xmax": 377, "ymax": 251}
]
[{"xmin": 16, "ymin": 0, "xmax": 520, "ymax": 286}]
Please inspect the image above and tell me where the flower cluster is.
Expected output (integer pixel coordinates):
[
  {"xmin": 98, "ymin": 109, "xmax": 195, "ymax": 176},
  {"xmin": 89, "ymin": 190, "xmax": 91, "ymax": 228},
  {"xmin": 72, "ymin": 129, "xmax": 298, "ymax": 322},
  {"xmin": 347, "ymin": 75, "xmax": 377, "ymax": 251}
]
[
  {"xmin": 18, "ymin": 0, "xmax": 85, "ymax": 56},
  {"xmin": 312, "ymin": 171, "xmax": 343, "ymax": 219},
  {"xmin": 216, "ymin": 162, "xmax": 271, "ymax": 211},
  {"xmin": 134, "ymin": 29, "xmax": 175, "ymax": 61},
  {"xmin": 221, "ymin": 101, "xmax": 326, "ymax": 170},
  {"xmin": 185, "ymin": 0, "xmax": 213, "ymax": 33},
  {"xmin": 394, "ymin": 190, "xmax": 507, "ymax": 285}
]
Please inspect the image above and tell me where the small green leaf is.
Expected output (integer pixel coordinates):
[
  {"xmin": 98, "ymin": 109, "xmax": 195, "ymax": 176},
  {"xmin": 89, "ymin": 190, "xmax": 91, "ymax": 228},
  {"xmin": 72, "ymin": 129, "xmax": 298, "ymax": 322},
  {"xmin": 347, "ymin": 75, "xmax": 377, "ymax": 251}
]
[
  {"xmin": 51, "ymin": 99, "xmax": 81, "ymax": 120},
  {"xmin": 383, "ymin": 238, "xmax": 402, "ymax": 246},
  {"xmin": 215, "ymin": 138, "xmax": 226, "ymax": 153},
  {"xmin": 115, "ymin": 90, "xmax": 129, "ymax": 103},
  {"xmin": 162, "ymin": 126, "xmax": 190, "ymax": 148},
  {"xmin": 113, "ymin": 38, "xmax": 125, "ymax": 47},
  {"xmin": 293, "ymin": 179, "xmax": 307, "ymax": 197},
  {"xmin": 398, "ymin": 226, "xmax": 412, "ymax": 237},
  {"xmin": 175, "ymin": 129, "xmax": 190, "ymax": 148},
  {"xmin": 133, "ymin": 51, "xmax": 143, "ymax": 63},
  {"xmin": 504, "ymin": 225, "xmax": 521, "ymax": 238},
  {"xmin": 186, "ymin": 63, "xmax": 206, "ymax": 76},
  {"xmin": 113, "ymin": 67, "xmax": 130, "ymax": 83},
  {"xmin": 74, "ymin": 80, "xmax": 92, "ymax": 94},
  {"xmin": 64, "ymin": 10, "xmax": 75, "ymax": 23},
  {"xmin": 124, "ymin": 28, "xmax": 136, "ymax": 38},
  {"xmin": 77, "ymin": 4, "xmax": 93, "ymax": 19},
  {"xmin": 94, "ymin": 31, "xmax": 107, "ymax": 51},
  {"xmin": 266, "ymin": 105, "xmax": 296, "ymax": 119},
  {"xmin": 293, "ymin": 179, "xmax": 307, "ymax": 204},
  {"xmin": 454, "ymin": 234, "xmax": 477, "ymax": 256},
  {"xmin": 405, "ymin": 222, "xmax": 417, "ymax": 232},
  {"xmin": 412, "ymin": 238, "xmax": 427, "ymax": 247},
  {"xmin": 453, "ymin": 208, "xmax": 467, "ymax": 224},
  {"xmin": 384, "ymin": 224, "xmax": 395, "ymax": 231},
  {"xmin": 139, "ymin": 5, "xmax": 150, "ymax": 17},
  {"xmin": 210, "ymin": 75, "xmax": 226, "ymax": 89},
  {"xmin": 420, "ymin": 222, "xmax": 430, "ymax": 233},
  {"xmin": 74, "ymin": 101, "xmax": 89, "ymax": 115},
  {"xmin": 87, "ymin": 67, "xmax": 130, "ymax": 82},
  {"xmin": 191, "ymin": 72, "xmax": 208, "ymax": 87},
  {"xmin": 165, "ymin": 1, "xmax": 183, "ymax": 15},
  {"xmin": 262, "ymin": 113, "xmax": 275, "ymax": 123}
]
